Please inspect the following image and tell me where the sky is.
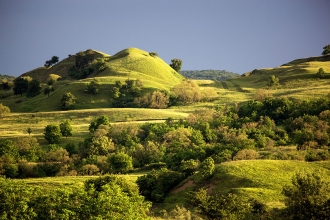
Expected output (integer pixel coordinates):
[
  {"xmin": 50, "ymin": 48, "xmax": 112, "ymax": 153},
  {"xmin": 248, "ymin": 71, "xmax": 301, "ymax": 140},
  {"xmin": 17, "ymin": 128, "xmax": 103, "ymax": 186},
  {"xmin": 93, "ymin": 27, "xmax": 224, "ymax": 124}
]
[{"xmin": 0, "ymin": 0, "xmax": 329, "ymax": 77}]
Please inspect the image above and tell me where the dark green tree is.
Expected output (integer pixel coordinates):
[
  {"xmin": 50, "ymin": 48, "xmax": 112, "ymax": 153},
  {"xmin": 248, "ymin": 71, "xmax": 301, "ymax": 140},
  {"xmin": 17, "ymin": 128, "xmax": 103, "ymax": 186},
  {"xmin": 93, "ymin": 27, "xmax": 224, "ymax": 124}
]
[
  {"xmin": 43, "ymin": 86, "xmax": 55, "ymax": 97},
  {"xmin": 13, "ymin": 77, "xmax": 29, "ymax": 96},
  {"xmin": 170, "ymin": 58, "xmax": 183, "ymax": 72},
  {"xmin": 89, "ymin": 115, "xmax": 110, "ymax": 133},
  {"xmin": 200, "ymin": 157, "xmax": 215, "ymax": 178},
  {"xmin": 44, "ymin": 124, "xmax": 61, "ymax": 144},
  {"xmin": 44, "ymin": 56, "xmax": 59, "ymax": 68},
  {"xmin": 322, "ymin": 44, "xmax": 330, "ymax": 55},
  {"xmin": 26, "ymin": 79, "xmax": 41, "ymax": 97},
  {"xmin": 60, "ymin": 92, "xmax": 76, "ymax": 110},
  {"xmin": 59, "ymin": 120, "xmax": 73, "ymax": 138}
]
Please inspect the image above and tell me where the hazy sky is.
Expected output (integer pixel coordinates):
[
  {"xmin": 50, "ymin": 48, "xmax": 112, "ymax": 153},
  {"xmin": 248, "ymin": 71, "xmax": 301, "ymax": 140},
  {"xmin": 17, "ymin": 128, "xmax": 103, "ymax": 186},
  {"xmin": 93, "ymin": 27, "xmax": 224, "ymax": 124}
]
[{"xmin": 1, "ymin": 0, "xmax": 329, "ymax": 77}]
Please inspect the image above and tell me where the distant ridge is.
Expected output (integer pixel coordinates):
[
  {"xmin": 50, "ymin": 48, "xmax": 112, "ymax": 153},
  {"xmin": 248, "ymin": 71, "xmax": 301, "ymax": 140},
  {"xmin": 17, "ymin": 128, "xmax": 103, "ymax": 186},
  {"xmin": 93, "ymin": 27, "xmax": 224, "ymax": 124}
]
[{"xmin": 180, "ymin": 70, "xmax": 240, "ymax": 81}]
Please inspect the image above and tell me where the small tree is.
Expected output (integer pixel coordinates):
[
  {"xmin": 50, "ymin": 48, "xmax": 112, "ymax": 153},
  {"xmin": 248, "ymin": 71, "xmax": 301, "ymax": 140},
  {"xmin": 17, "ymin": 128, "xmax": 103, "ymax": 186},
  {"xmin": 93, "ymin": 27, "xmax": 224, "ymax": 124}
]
[
  {"xmin": 268, "ymin": 75, "xmax": 279, "ymax": 87},
  {"xmin": 44, "ymin": 56, "xmax": 59, "ymax": 68},
  {"xmin": 200, "ymin": 157, "xmax": 215, "ymax": 178},
  {"xmin": 60, "ymin": 92, "xmax": 76, "ymax": 110},
  {"xmin": 317, "ymin": 68, "xmax": 325, "ymax": 79},
  {"xmin": 44, "ymin": 86, "xmax": 55, "ymax": 97},
  {"xmin": 322, "ymin": 44, "xmax": 330, "ymax": 55},
  {"xmin": 0, "ymin": 103, "xmax": 10, "ymax": 119},
  {"xmin": 27, "ymin": 127, "xmax": 32, "ymax": 135},
  {"xmin": 44, "ymin": 124, "xmax": 61, "ymax": 144},
  {"xmin": 59, "ymin": 120, "xmax": 73, "ymax": 138},
  {"xmin": 170, "ymin": 58, "xmax": 183, "ymax": 73},
  {"xmin": 85, "ymin": 80, "xmax": 101, "ymax": 94}
]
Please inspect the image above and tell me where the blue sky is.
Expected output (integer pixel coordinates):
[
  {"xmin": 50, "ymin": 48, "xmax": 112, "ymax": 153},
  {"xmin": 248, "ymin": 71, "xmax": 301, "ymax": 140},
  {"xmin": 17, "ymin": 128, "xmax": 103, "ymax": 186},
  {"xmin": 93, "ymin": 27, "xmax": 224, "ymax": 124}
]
[{"xmin": 1, "ymin": 0, "xmax": 329, "ymax": 77}]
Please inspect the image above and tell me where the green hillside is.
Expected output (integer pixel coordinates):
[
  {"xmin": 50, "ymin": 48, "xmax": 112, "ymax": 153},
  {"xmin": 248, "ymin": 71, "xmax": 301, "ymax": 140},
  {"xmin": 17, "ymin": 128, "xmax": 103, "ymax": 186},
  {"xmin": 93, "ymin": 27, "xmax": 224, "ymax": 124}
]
[
  {"xmin": 162, "ymin": 160, "xmax": 330, "ymax": 211},
  {"xmin": 222, "ymin": 54, "xmax": 330, "ymax": 99},
  {"xmin": 1, "ymin": 48, "xmax": 184, "ymax": 112}
]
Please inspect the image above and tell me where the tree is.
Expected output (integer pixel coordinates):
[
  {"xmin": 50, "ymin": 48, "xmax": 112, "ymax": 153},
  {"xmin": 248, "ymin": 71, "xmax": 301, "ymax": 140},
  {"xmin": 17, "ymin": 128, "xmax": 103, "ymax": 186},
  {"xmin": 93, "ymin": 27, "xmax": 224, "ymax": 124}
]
[
  {"xmin": 200, "ymin": 157, "xmax": 215, "ymax": 178},
  {"xmin": 283, "ymin": 170, "xmax": 330, "ymax": 220},
  {"xmin": 60, "ymin": 92, "xmax": 76, "ymax": 110},
  {"xmin": 268, "ymin": 75, "xmax": 279, "ymax": 87},
  {"xmin": 43, "ymin": 86, "xmax": 54, "ymax": 97},
  {"xmin": 59, "ymin": 120, "xmax": 73, "ymax": 138},
  {"xmin": 13, "ymin": 77, "xmax": 29, "ymax": 96},
  {"xmin": 27, "ymin": 127, "xmax": 32, "ymax": 135},
  {"xmin": 317, "ymin": 68, "xmax": 325, "ymax": 79},
  {"xmin": 170, "ymin": 58, "xmax": 183, "ymax": 72},
  {"xmin": 0, "ymin": 103, "xmax": 10, "ymax": 119},
  {"xmin": 107, "ymin": 152, "xmax": 133, "ymax": 174},
  {"xmin": 44, "ymin": 56, "xmax": 59, "ymax": 68},
  {"xmin": 26, "ymin": 79, "xmax": 41, "ymax": 97},
  {"xmin": 85, "ymin": 80, "xmax": 101, "ymax": 94},
  {"xmin": 89, "ymin": 115, "xmax": 110, "ymax": 133},
  {"xmin": 44, "ymin": 124, "xmax": 61, "ymax": 144},
  {"xmin": 322, "ymin": 44, "xmax": 330, "ymax": 55},
  {"xmin": 172, "ymin": 80, "xmax": 202, "ymax": 104}
]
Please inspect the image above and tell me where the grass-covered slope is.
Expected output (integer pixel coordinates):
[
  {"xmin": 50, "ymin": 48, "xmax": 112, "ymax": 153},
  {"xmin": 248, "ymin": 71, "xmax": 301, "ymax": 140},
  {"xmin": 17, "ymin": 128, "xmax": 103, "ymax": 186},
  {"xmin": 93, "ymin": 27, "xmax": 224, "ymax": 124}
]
[
  {"xmin": 1, "ymin": 48, "xmax": 184, "ymax": 112},
  {"xmin": 221, "ymin": 54, "xmax": 330, "ymax": 99},
  {"xmin": 163, "ymin": 160, "xmax": 330, "ymax": 210}
]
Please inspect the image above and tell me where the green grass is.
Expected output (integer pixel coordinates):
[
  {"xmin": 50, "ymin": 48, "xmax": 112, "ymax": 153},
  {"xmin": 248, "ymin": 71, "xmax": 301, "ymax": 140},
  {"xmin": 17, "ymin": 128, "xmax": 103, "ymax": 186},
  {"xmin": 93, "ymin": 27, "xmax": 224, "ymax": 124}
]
[{"xmin": 162, "ymin": 160, "xmax": 330, "ymax": 211}]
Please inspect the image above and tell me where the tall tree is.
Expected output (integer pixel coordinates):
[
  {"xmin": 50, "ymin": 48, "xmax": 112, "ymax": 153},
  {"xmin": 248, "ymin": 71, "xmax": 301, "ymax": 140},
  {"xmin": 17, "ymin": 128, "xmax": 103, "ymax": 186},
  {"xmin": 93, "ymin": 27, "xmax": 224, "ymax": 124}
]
[{"xmin": 170, "ymin": 58, "xmax": 183, "ymax": 72}]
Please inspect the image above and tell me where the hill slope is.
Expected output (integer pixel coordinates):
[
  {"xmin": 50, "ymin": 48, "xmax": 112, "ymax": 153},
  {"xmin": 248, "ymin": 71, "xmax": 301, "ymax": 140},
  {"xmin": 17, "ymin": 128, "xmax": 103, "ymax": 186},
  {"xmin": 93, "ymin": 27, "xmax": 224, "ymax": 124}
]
[
  {"xmin": 163, "ymin": 160, "xmax": 330, "ymax": 211},
  {"xmin": 181, "ymin": 70, "xmax": 240, "ymax": 81},
  {"xmin": 2, "ymin": 48, "xmax": 184, "ymax": 112}
]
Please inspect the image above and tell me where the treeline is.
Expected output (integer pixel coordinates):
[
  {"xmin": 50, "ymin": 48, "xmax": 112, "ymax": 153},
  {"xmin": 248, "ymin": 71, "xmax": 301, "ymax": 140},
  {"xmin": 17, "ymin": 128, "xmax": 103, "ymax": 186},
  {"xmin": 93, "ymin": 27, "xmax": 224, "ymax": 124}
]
[{"xmin": 180, "ymin": 70, "xmax": 240, "ymax": 81}]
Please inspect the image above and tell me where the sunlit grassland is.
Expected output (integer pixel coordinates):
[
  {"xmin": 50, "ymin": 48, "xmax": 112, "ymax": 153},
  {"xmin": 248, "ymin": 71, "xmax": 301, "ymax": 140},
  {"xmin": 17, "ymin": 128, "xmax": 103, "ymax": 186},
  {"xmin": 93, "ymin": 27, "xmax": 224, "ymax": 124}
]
[
  {"xmin": 163, "ymin": 160, "xmax": 330, "ymax": 211},
  {"xmin": 0, "ymin": 108, "xmax": 190, "ymax": 146}
]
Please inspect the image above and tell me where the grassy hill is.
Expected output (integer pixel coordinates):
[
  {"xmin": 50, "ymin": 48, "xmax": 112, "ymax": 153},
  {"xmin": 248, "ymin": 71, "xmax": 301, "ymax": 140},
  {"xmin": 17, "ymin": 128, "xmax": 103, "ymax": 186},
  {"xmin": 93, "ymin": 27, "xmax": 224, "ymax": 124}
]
[
  {"xmin": 220, "ymin": 54, "xmax": 330, "ymax": 99},
  {"xmin": 1, "ymin": 48, "xmax": 184, "ymax": 112},
  {"xmin": 162, "ymin": 160, "xmax": 330, "ymax": 211}
]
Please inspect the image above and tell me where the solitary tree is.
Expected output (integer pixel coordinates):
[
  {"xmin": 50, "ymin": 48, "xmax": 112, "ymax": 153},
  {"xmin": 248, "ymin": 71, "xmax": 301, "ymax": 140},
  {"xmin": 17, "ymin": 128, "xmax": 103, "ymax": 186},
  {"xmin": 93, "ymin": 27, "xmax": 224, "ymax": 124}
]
[
  {"xmin": 322, "ymin": 44, "xmax": 330, "ymax": 55},
  {"xmin": 59, "ymin": 120, "xmax": 73, "ymax": 138},
  {"xmin": 44, "ymin": 56, "xmax": 59, "ymax": 68},
  {"xmin": 170, "ymin": 58, "xmax": 183, "ymax": 72},
  {"xmin": 268, "ymin": 75, "xmax": 279, "ymax": 87},
  {"xmin": 317, "ymin": 68, "xmax": 325, "ymax": 79},
  {"xmin": 60, "ymin": 92, "xmax": 76, "ymax": 110},
  {"xmin": 0, "ymin": 103, "xmax": 10, "ymax": 119},
  {"xmin": 44, "ymin": 124, "xmax": 61, "ymax": 144},
  {"xmin": 44, "ymin": 86, "xmax": 55, "ymax": 97}
]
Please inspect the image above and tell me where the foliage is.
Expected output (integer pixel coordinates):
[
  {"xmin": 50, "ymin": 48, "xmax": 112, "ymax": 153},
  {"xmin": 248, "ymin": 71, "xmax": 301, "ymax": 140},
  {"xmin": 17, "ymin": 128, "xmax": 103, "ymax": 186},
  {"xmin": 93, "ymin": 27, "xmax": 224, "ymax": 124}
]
[
  {"xmin": 43, "ymin": 85, "xmax": 55, "ymax": 97},
  {"xmin": 200, "ymin": 157, "xmax": 215, "ymax": 178},
  {"xmin": 13, "ymin": 77, "xmax": 29, "ymax": 96},
  {"xmin": 85, "ymin": 79, "xmax": 101, "ymax": 94},
  {"xmin": 89, "ymin": 115, "xmax": 110, "ymax": 133},
  {"xmin": 283, "ymin": 170, "xmax": 330, "ymax": 220},
  {"xmin": 60, "ymin": 119, "xmax": 73, "ymax": 138},
  {"xmin": 44, "ymin": 56, "xmax": 59, "ymax": 68},
  {"xmin": 322, "ymin": 44, "xmax": 330, "ymax": 55},
  {"xmin": 172, "ymin": 79, "xmax": 202, "ymax": 104},
  {"xmin": 134, "ymin": 90, "xmax": 170, "ymax": 108},
  {"xmin": 26, "ymin": 79, "xmax": 41, "ymax": 97},
  {"xmin": 190, "ymin": 188, "xmax": 254, "ymax": 220},
  {"xmin": 107, "ymin": 152, "xmax": 133, "ymax": 174},
  {"xmin": 44, "ymin": 124, "xmax": 61, "ymax": 144},
  {"xmin": 268, "ymin": 75, "xmax": 279, "ymax": 87},
  {"xmin": 137, "ymin": 168, "xmax": 184, "ymax": 202},
  {"xmin": 0, "ymin": 103, "xmax": 10, "ymax": 119},
  {"xmin": 170, "ymin": 58, "xmax": 183, "ymax": 73},
  {"xmin": 60, "ymin": 92, "xmax": 76, "ymax": 110},
  {"xmin": 317, "ymin": 68, "xmax": 325, "ymax": 79}
]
